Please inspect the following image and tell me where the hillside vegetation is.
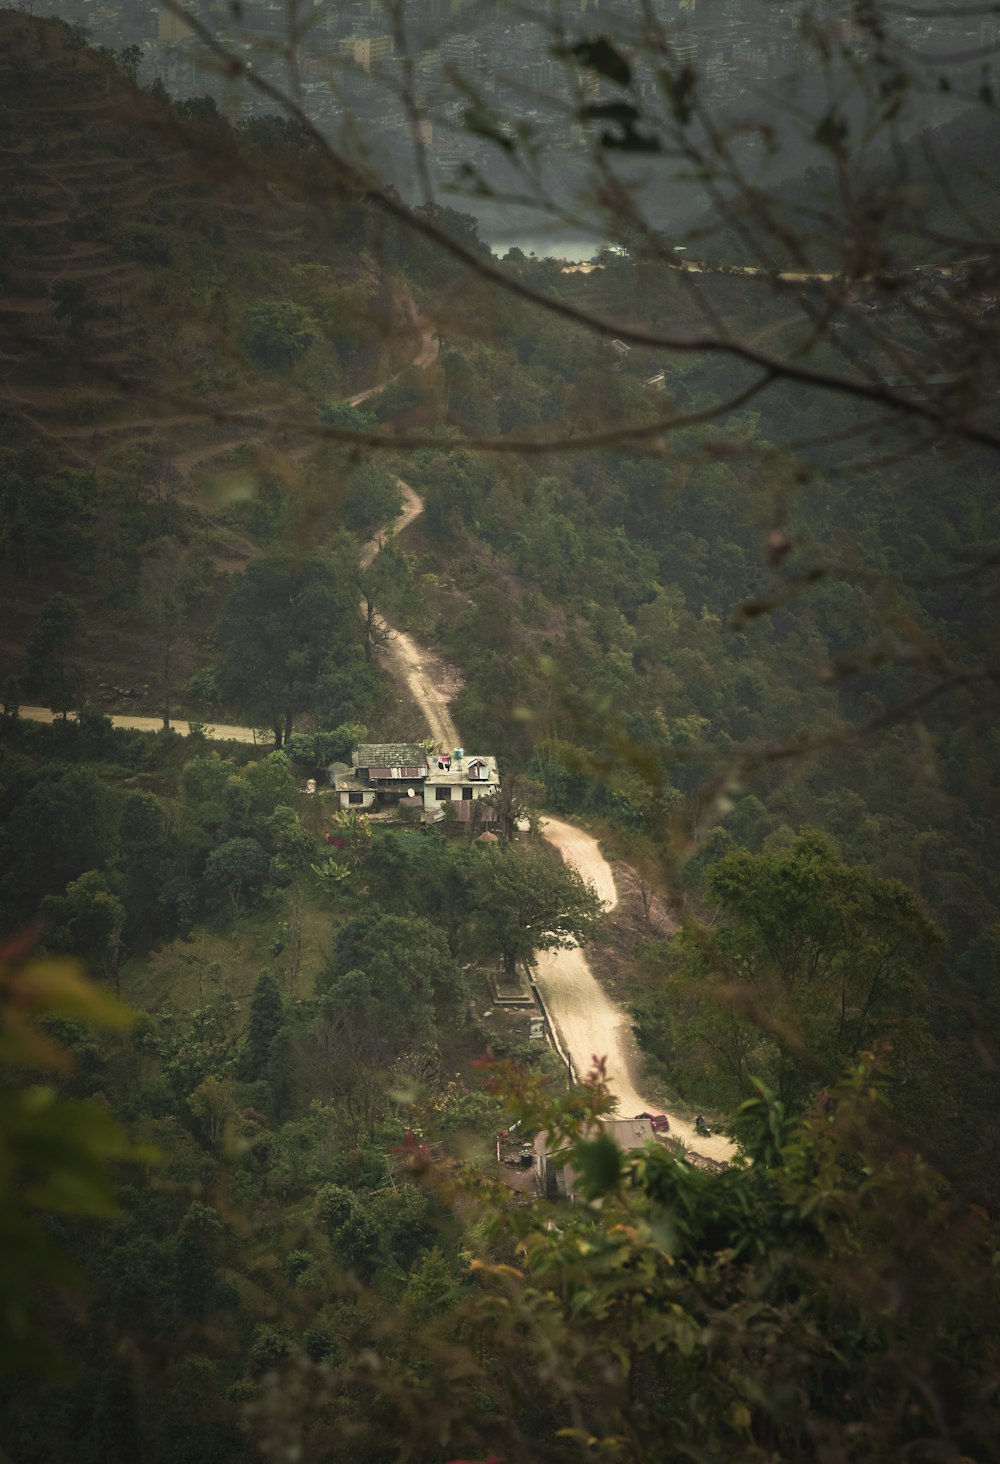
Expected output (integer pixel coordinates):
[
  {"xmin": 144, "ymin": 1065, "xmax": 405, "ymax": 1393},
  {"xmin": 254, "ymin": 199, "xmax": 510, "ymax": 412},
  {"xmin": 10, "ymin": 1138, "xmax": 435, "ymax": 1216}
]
[
  {"xmin": 1, "ymin": 13, "xmax": 999, "ymax": 1464},
  {"xmin": 0, "ymin": 10, "xmax": 430, "ymax": 716}
]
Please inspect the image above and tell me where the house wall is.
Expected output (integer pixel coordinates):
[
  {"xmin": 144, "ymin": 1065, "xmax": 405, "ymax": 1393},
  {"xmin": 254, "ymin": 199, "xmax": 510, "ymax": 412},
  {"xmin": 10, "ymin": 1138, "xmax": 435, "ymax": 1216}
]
[
  {"xmin": 336, "ymin": 789, "xmax": 377, "ymax": 811},
  {"xmin": 422, "ymin": 784, "xmax": 495, "ymax": 818}
]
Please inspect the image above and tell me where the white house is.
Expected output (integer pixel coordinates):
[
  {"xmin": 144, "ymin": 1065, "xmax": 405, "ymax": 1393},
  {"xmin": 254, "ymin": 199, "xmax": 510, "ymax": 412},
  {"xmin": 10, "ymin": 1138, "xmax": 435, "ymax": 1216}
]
[
  {"xmin": 328, "ymin": 743, "xmax": 499, "ymax": 823},
  {"xmin": 421, "ymin": 753, "xmax": 500, "ymax": 823}
]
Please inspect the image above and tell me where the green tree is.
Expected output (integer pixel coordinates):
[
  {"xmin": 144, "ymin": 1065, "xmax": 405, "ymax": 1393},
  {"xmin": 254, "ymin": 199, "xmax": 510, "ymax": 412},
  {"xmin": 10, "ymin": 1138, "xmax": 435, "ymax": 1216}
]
[
  {"xmin": 470, "ymin": 844, "xmax": 604, "ymax": 976},
  {"xmin": 656, "ymin": 832, "xmax": 942, "ymax": 1108},
  {"xmin": 319, "ymin": 400, "xmax": 377, "ymax": 433},
  {"xmin": 321, "ymin": 909, "xmax": 464, "ymax": 1036},
  {"xmin": 118, "ymin": 791, "xmax": 169, "ymax": 946},
  {"xmin": 245, "ymin": 971, "xmax": 283, "ymax": 1078},
  {"xmin": 330, "ymin": 530, "xmax": 405, "ymax": 664},
  {"xmin": 186, "ymin": 1077, "xmax": 236, "ymax": 1150},
  {"xmin": 315, "ymin": 1183, "xmax": 378, "ymax": 1280},
  {"xmin": 239, "ymin": 298, "xmax": 319, "ymax": 368},
  {"xmin": 265, "ymin": 804, "xmax": 316, "ymax": 889},
  {"xmin": 173, "ymin": 1201, "xmax": 230, "ymax": 1325},
  {"xmin": 314, "ymin": 910, "xmax": 464, "ymax": 1125},
  {"xmin": 404, "ymin": 1246, "xmax": 458, "ymax": 1320},
  {"xmin": 339, "ymin": 463, "xmax": 403, "ymax": 539},
  {"xmin": 93, "ymin": 1360, "xmax": 141, "ymax": 1464},
  {"xmin": 364, "ymin": 832, "xmax": 476, "ymax": 957},
  {"xmin": 208, "ymin": 555, "xmax": 351, "ymax": 746},
  {"xmin": 480, "ymin": 766, "xmax": 544, "ymax": 841},
  {"xmin": 241, "ymin": 749, "xmax": 297, "ymax": 816},
  {"xmin": 40, "ymin": 871, "xmax": 125, "ymax": 990},
  {"xmin": 203, "ymin": 837, "xmax": 270, "ymax": 924},
  {"xmin": 0, "ymin": 766, "xmax": 118, "ymax": 927},
  {"xmin": 137, "ymin": 540, "xmax": 205, "ymax": 729},
  {"xmin": 117, "ymin": 44, "xmax": 142, "ymax": 81},
  {"xmin": 24, "ymin": 592, "xmax": 84, "ymax": 717}
]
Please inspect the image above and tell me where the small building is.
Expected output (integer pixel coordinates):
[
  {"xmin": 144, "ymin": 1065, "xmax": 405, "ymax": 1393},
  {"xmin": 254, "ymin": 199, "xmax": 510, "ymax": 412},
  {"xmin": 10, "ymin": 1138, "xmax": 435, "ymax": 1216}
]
[
  {"xmin": 329, "ymin": 743, "xmax": 499, "ymax": 822},
  {"xmin": 534, "ymin": 1114, "xmax": 673, "ymax": 1200},
  {"xmin": 422, "ymin": 753, "xmax": 499, "ymax": 823}
]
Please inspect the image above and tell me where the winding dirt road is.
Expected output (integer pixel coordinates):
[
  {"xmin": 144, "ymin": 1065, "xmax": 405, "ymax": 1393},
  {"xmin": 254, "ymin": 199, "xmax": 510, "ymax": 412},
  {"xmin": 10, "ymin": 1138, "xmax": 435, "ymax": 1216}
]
[
  {"xmin": 386, "ymin": 625, "xmax": 459, "ymax": 752},
  {"xmin": 538, "ymin": 817, "xmax": 734, "ymax": 1163},
  {"xmin": 17, "ymin": 322, "xmax": 731, "ymax": 1160},
  {"xmin": 358, "ymin": 480, "xmax": 424, "ymax": 572},
  {"xmin": 359, "ymin": 502, "xmax": 734, "ymax": 1159},
  {"xmin": 358, "ymin": 479, "xmax": 460, "ymax": 752},
  {"xmin": 348, "ymin": 320, "xmax": 440, "ymax": 407}
]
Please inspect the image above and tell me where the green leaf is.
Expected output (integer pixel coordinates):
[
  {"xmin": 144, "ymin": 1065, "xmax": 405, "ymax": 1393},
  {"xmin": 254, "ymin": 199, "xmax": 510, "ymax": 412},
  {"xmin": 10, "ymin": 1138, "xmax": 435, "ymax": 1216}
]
[
  {"xmin": 573, "ymin": 1134, "xmax": 622, "ymax": 1198},
  {"xmin": 11, "ymin": 958, "xmax": 134, "ymax": 1032}
]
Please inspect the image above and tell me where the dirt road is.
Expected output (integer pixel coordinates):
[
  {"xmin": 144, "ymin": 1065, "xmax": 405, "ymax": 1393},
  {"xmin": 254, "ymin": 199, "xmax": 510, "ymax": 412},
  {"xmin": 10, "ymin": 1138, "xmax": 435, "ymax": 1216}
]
[
  {"xmin": 348, "ymin": 323, "xmax": 439, "ymax": 407},
  {"xmin": 386, "ymin": 627, "xmax": 459, "ymax": 751},
  {"xmin": 357, "ymin": 479, "xmax": 460, "ymax": 751},
  {"xmin": 358, "ymin": 493, "xmax": 733, "ymax": 1161},
  {"xmin": 358, "ymin": 495, "xmax": 732, "ymax": 1157},
  {"xmin": 19, "ymin": 706, "xmax": 261, "ymax": 743},
  {"xmin": 537, "ymin": 818, "xmax": 734, "ymax": 1163},
  {"xmin": 18, "ymin": 324, "xmax": 729, "ymax": 1159},
  {"xmin": 358, "ymin": 479, "xmax": 425, "ymax": 572}
]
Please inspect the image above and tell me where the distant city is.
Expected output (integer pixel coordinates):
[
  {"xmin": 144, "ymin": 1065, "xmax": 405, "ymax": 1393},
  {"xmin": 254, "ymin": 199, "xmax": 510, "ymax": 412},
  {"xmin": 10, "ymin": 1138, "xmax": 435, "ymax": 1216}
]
[{"xmin": 20, "ymin": 1, "xmax": 985, "ymax": 235}]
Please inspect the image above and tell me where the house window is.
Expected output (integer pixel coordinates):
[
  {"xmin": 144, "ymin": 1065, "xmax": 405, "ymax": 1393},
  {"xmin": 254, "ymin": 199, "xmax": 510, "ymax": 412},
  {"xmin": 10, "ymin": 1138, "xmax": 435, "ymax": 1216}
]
[
  {"xmin": 462, "ymin": 787, "xmax": 473, "ymax": 801},
  {"xmin": 436, "ymin": 787, "xmax": 451, "ymax": 800},
  {"xmin": 348, "ymin": 792, "xmax": 364, "ymax": 805}
]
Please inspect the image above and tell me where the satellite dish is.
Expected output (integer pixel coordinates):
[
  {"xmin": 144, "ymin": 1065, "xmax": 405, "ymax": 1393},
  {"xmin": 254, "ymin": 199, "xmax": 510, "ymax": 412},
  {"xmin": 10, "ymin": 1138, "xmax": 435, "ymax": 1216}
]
[{"xmin": 407, "ymin": 788, "xmax": 415, "ymax": 797}]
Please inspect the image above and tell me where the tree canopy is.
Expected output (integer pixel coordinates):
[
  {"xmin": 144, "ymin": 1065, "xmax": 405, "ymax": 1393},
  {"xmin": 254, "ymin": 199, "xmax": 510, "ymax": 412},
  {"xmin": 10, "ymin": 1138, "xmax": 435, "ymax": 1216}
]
[{"xmin": 208, "ymin": 555, "xmax": 353, "ymax": 745}]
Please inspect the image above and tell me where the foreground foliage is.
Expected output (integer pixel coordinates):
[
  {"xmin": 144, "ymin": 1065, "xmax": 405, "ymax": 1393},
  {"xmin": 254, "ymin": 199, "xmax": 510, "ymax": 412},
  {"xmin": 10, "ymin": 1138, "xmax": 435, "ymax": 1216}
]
[{"xmin": 243, "ymin": 1054, "xmax": 999, "ymax": 1463}]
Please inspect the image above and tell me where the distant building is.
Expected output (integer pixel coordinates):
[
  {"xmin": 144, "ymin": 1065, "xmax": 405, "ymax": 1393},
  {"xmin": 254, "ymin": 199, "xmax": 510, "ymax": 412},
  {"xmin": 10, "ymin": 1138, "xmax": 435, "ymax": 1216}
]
[
  {"xmin": 159, "ymin": 9, "xmax": 192, "ymax": 43},
  {"xmin": 329, "ymin": 742, "xmax": 499, "ymax": 823},
  {"xmin": 340, "ymin": 34, "xmax": 393, "ymax": 72}
]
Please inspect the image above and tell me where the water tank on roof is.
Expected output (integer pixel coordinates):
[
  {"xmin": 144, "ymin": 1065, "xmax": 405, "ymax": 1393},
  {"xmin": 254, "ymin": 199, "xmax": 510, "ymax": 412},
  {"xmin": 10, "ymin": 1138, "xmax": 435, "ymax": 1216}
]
[{"xmin": 454, "ymin": 748, "xmax": 464, "ymax": 761}]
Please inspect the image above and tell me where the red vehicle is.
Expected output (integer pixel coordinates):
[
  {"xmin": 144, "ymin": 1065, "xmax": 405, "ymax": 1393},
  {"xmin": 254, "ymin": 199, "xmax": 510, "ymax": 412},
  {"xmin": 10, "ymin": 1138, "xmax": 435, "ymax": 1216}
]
[{"xmin": 639, "ymin": 1112, "xmax": 670, "ymax": 1135}]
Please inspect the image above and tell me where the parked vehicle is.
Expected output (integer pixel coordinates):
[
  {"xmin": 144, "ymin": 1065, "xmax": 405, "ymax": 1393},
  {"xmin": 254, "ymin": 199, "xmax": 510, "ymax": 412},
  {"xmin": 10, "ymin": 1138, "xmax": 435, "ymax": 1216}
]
[{"xmin": 638, "ymin": 1112, "xmax": 671, "ymax": 1135}]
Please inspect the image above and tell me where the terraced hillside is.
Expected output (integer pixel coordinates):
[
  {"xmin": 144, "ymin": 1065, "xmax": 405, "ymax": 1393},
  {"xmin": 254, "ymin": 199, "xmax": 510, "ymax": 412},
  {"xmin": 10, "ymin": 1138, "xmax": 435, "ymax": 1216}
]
[{"xmin": 0, "ymin": 11, "xmax": 431, "ymax": 707}]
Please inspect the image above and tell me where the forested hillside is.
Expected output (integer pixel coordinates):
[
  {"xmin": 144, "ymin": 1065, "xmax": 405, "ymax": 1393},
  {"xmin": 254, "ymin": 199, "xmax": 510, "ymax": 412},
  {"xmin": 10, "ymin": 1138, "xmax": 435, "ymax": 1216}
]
[{"xmin": 1, "ymin": 10, "xmax": 999, "ymax": 1464}]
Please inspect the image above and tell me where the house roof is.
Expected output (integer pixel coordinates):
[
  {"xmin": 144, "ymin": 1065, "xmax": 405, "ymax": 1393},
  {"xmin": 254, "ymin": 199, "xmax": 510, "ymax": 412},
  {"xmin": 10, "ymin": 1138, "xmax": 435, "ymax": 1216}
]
[
  {"xmin": 427, "ymin": 754, "xmax": 499, "ymax": 786},
  {"xmin": 533, "ymin": 1115, "xmax": 670, "ymax": 1171},
  {"xmin": 353, "ymin": 743, "xmax": 427, "ymax": 768},
  {"xmin": 599, "ymin": 1115, "xmax": 663, "ymax": 1150}
]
